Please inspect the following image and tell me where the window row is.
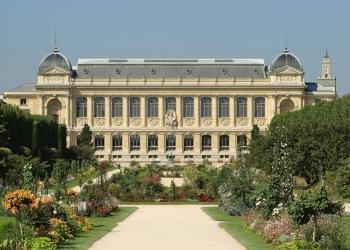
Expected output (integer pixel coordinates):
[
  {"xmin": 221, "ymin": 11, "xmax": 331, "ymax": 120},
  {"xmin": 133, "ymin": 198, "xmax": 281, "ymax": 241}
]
[
  {"xmin": 93, "ymin": 134, "xmax": 248, "ymax": 152},
  {"xmin": 76, "ymin": 96, "xmax": 266, "ymax": 119}
]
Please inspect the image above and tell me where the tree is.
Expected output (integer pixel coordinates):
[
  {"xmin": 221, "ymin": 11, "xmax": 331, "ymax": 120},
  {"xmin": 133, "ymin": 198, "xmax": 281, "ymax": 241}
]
[
  {"xmin": 79, "ymin": 124, "xmax": 92, "ymax": 146},
  {"xmin": 255, "ymin": 141, "xmax": 295, "ymax": 218},
  {"xmin": 248, "ymin": 95, "xmax": 350, "ymax": 186},
  {"xmin": 218, "ymin": 153, "xmax": 255, "ymax": 215},
  {"xmin": 288, "ymin": 186, "xmax": 342, "ymax": 242},
  {"xmin": 334, "ymin": 157, "xmax": 350, "ymax": 198}
]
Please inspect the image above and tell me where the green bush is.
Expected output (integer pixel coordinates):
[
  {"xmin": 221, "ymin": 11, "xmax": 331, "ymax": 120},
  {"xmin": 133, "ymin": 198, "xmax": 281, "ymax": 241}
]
[
  {"xmin": 277, "ymin": 240, "xmax": 319, "ymax": 250},
  {"xmin": 335, "ymin": 158, "xmax": 350, "ymax": 198},
  {"xmin": 0, "ymin": 147, "xmax": 12, "ymax": 158},
  {"xmin": 27, "ymin": 237, "xmax": 56, "ymax": 250}
]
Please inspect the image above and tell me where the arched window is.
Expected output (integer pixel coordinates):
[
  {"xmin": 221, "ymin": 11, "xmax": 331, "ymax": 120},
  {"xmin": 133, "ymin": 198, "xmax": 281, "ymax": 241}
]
[
  {"xmin": 111, "ymin": 97, "xmax": 123, "ymax": 117},
  {"xmin": 219, "ymin": 135, "xmax": 229, "ymax": 151},
  {"xmin": 130, "ymin": 134, "xmax": 140, "ymax": 151},
  {"xmin": 76, "ymin": 97, "xmax": 87, "ymax": 117},
  {"xmin": 236, "ymin": 97, "xmax": 247, "ymax": 118},
  {"xmin": 112, "ymin": 134, "xmax": 122, "ymax": 151},
  {"xmin": 254, "ymin": 97, "xmax": 265, "ymax": 118},
  {"xmin": 165, "ymin": 97, "xmax": 176, "ymax": 112},
  {"xmin": 280, "ymin": 99, "xmax": 295, "ymax": 113},
  {"xmin": 147, "ymin": 97, "xmax": 158, "ymax": 117},
  {"xmin": 218, "ymin": 97, "xmax": 229, "ymax": 118},
  {"xmin": 202, "ymin": 135, "xmax": 212, "ymax": 151},
  {"xmin": 129, "ymin": 97, "xmax": 140, "ymax": 118},
  {"xmin": 184, "ymin": 134, "xmax": 194, "ymax": 151},
  {"xmin": 183, "ymin": 97, "xmax": 194, "ymax": 117},
  {"xmin": 94, "ymin": 135, "xmax": 105, "ymax": 151},
  {"xmin": 148, "ymin": 135, "xmax": 158, "ymax": 151},
  {"xmin": 237, "ymin": 135, "xmax": 248, "ymax": 150},
  {"xmin": 201, "ymin": 97, "xmax": 212, "ymax": 117},
  {"xmin": 166, "ymin": 135, "xmax": 176, "ymax": 151},
  {"xmin": 94, "ymin": 97, "xmax": 105, "ymax": 117}
]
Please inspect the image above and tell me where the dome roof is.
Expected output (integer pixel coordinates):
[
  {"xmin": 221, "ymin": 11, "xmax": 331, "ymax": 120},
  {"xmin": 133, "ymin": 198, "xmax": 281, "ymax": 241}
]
[
  {"xmin": 271, "ymin": 48, "xmax": 303, "ymax": 71},
  {"xmin": 38, "ymin": 47, "xmax": 72, "ymax": 73}
]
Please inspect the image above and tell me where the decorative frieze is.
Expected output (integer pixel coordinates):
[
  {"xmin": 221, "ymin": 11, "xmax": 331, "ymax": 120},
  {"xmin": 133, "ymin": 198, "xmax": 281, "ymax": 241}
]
[
  {"xmin": 237, "ymin": 118, "xmax": 248, "ymax": 126},
  {"xmin": 147, "ymin": 118, "xmax": 159, "ymax": 126},
  {"xmin": 94, "ymin": 118, "xmax": 105, "ymax": 126},
  {"xmin": 254, "ymin": 118, "xmax": 266, "ymax": 127},
  {"xmin": 130, "ymin": 118, "xmax": 141, "ymax": 126},
  {"xmin": 201, "ymin": 118, "xmax": 212, "ymax": 127},
  {"xmin": 76, "ymin": 118, "xmax": 89, "ymax": 126},
  {"xmin": 219, "ymin": 118, "xmax": 230, "ymax": 127},
  {"xmin": 183, "ymin": 118, "xmax": 195, "ymax": 127},
  {"xmin": 111, "ymin": 118, "xmax": 123, "ymax": 126}
]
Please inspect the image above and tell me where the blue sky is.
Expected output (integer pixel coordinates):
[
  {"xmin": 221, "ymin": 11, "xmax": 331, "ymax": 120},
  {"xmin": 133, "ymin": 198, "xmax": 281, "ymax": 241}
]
[{"xmin": 0, "ymin": 0, "xmax": 349, "ymax": 94}]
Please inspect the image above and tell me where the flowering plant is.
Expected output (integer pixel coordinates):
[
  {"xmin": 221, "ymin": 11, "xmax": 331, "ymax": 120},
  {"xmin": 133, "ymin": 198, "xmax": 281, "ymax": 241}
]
[{"xmin": 2, "ymin": 189, "xmax": 36, "ymax": 215}]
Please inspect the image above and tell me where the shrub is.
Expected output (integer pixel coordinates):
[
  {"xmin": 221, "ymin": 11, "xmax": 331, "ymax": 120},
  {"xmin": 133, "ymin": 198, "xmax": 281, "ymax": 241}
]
[
  {"xmin": 48, "ymin": 218, "xmax": 73, "ymax": 244},
  {"xmin": 300, "ymin": 215, "xmax": 345, "ymax": 249},
  {"xmin": 334, "ymin": 158, "xmax": 350, "ymax": 198},
  {"xmin": 0, "ymin": 147, "xmax": 12, "ymax": 158},
  {"xmin": 27, "ymin": 237, "xmax": 56, "ymax": 250},
  {"xmin": 277, "ymin": 240, "xmax": 319, "ymax": 250},
  {"xmin": 218, "ymin": 156, "xmax": 255, "ymax": 215},
  {"xmin": 261, "ymin": 214, "xmax": 294, "ymax": 242},
  {"xmin": 2, "ymin": 189, "xmax": 36, "ymax": 215}
]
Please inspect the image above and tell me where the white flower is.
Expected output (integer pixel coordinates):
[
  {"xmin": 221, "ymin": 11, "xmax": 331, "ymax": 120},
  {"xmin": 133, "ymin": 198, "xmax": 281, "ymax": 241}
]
[{"xmin": 53, "ymin": 210, "xmax": 57, "ymax": 215}]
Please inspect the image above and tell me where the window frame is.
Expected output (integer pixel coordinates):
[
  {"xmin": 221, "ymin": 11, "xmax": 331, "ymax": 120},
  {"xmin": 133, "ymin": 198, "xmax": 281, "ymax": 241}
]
[
  {"xmin": 200, "ymin": 97, "xmax": 212, "ymax": 118},
  {"xmin": 183, "ymin": 97, "xmax": 194, "ymax": 118},
  {"xmin": 254, "ymin": 97, "xmax": 265, "ymax": 118},
  {"xmin": 219, "ymin": 135, "xmax": 230, "ymax": 151},
  {"xmin": 236, "ymin": 97, "xmax": 248, "ymax": 118},
  {"xmin": 129, "ymin": 97, "xmax": 141, "ymax": 118},
  {"xmin": 76, "ymin": 97, "xmax": 87, "ymax": 118},
  {"xmin": 94, "ymin": 96, "xmax": 105, "ymax": 118},
  {"xmin": 201, "ymin": 135, "xmax": 212, "ymax": 151},
  {"xmin": 111, "ymin": 97, "xmax": 123, "ymax": 118},
  {"xmin": 147, "ymin": 97, "xmax": 159, "ymax": 118},
  {"xmin": 94, "ymin": 135, "xmax": 105, "ymax": 151},
  {"xmin": 184, "ymin": 134, "xmax": 194, "ymax": 151},
  {"xmin": 148, "ymin": 135, "xmax": 158, "ymax": 151},
  {"xmin": 165, "ymin": 135, "xmax": 176, "ymax": 151},
  {"xmin": 129, "ymin": 134, "xmax": 140, "ymax": 151},
  {"xmin": 112, "ymin": 134, "xmax": 122, "ymax": 151},
  {"xmin": 218, "ymin": 97, "xmax": 229, "ymax": 118}
]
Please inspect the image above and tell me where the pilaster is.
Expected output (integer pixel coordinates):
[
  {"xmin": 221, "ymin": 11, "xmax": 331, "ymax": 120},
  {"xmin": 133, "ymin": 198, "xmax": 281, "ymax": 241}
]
[
  {"xmin": 176, "ymin": 96, "xmax": 182, "ymax": 127},
  {"xmin": 87, "ymin": 95, "xmax": 93, "ymax": 126},
  {"xmin": 123, "ymin": 96, "xmax": 128, "ymax": 126},
  {"xmin": 194, "ymin": 96, "xmax": 200, "ymax": 127},
  {"xmin": 140, "ymin": 96, "xmax": 146, "ymax": 127},
  {"xmin": 212, "ymin": 96, "xmax": 217, "ymax": 127},
  {"xmin": 105, "ymin": 96, "xmax": 111, "ymax": 127},
  {"xmin": 159, "ymin": 96, "xmax": 164, "ymax": 127},
  {"xmin": 230, "ymin": 96, "xmax": 235, "ymax": 126}
]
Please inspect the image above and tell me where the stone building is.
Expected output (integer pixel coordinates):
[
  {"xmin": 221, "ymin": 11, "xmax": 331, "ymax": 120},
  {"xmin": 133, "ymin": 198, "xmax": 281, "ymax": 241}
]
[{"xmin": 2, "ymin": 47, "xmax": 336, "ymax": 165}]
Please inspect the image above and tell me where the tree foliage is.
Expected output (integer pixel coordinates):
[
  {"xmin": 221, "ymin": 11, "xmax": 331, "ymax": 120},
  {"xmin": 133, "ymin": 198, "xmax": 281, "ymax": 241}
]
[
  {"xmin": 288, "ymin": 186, "xmax": 342, "ymax": 242},
  {"xmin": 248, "ymin": 95, "xmax": 350, "ymax": 186}
]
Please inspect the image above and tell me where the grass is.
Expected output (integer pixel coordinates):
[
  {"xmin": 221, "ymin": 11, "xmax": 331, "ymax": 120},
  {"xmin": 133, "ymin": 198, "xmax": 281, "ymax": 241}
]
[
  {"xmin": 58, "ymin": 207, "xmax": 137, "ymax": 250},
  {"xmin": 202, "ymin": 207, "xmax": 276, "ymax": 250},
  {"xmin": 121, "ymin": 200, "xmax": 217, "ymax": 205},
  {"xmin": 341, "ymin": 216, "xmax": 350, "ymax": 247}
]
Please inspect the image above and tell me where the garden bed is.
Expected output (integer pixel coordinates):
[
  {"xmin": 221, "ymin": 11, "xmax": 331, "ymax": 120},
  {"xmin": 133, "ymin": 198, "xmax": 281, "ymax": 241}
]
[
  {"xmin": 58, "ymin": 207, "xmax": 137, "ymax": 250},
  {"xmin": 202, "ymin": 207, "xmax": 276, "ymax": 250}
]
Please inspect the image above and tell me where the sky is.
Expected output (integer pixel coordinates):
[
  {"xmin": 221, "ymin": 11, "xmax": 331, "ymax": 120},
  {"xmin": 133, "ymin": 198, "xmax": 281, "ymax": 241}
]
[{"xmin": 0, "ymin": 0, "xmax": 349, "ymax": 94}]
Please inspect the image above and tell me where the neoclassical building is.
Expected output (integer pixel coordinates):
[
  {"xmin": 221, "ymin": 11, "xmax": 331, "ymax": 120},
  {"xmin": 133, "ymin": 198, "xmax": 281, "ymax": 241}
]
[{"xmin": 2, "ymin": 47, "xmax": 336, "ymax": 165}]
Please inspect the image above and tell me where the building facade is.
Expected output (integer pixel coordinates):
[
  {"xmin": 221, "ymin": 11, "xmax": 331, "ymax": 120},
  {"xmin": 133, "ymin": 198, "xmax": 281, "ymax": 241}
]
[{"xmin": 2, "ymin": 47, "xmax": 336, "ymax": 165}]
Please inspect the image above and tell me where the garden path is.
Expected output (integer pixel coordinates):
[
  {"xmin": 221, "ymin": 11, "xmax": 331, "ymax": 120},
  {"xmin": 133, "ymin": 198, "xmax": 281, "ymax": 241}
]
[{"xmin": 89, "ymin": 205, "xmax": 245, "ymax": 250}]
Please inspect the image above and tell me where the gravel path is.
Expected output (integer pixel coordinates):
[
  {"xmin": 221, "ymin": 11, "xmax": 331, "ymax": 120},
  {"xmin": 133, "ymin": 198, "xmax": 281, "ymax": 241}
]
[{"xmin": 89, "ymin": 205, "xmax": 245, "ymax": 250}]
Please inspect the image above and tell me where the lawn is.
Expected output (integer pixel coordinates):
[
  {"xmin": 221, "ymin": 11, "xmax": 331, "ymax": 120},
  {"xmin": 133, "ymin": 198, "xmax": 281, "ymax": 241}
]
[
  {"xmin": 58, "ymin": 207, "xmax": 137, "ymax": 250},
  {"xmin": 342, "ymin": 216, "xmax": 350, "ymax": 247},
  {"xmin": 202, "ymin": 207, "xmax": 276, "ymax": 250}
]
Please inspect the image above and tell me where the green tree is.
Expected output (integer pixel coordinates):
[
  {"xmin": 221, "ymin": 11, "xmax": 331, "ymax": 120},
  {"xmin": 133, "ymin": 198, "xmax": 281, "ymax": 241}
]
[
  {"xmin": 288, "ymin": 186, "xmax": 342, "ymax": 242},
  {"xmin": 334, "ymin": 157, "xmax": 350, "ymax": 198},
  {"xmin": 79, "ymin": 124, "xmax": 92, "ymax": 146},
  {"xmin": 218, "ymin": 153, "xmax": 255, "ymax": 215}
]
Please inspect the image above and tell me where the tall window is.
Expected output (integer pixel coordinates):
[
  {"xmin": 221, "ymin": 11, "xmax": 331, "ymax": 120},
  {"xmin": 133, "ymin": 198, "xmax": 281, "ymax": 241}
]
[
  {"xmin": 111, "ymin": 97, "xmax": 123, "ymax": 117},
  {"xmin": 148, "ymin": 135, "xmax": 158, "ymax": 151},
  {"xmin": 112, "ymin": 135, "xmax": 122, "ymax": 151},
  {"xmin": 94, "ymin": 135, "xmax": 104, "ymax": 151},
  {"xmin": 183, "ymin": 97, "xmax": 194, "ymax": 117},
  {"xmin": 94, "ymin": 97, "xmax": 105, "ymax": 117},
  {"xmin": 201, "ymin": 135, "xmax": 212, "ymax": 151},
  {"xmin": 236, "ymin": 97, "xmax": 247, "ymax": 117},
  {"xmin": 184, "ymin": 135, "xmax": 194, "ymax": 151},
  {"xmin": 130, "ymin": 134, "xmax": 140, "ymax": 151},
  {"xmin": 219, "ymin": 135, "xmax": 230, "ymax": 151},
  {"xmin": 218, "ymin": 97, "xmax": 229, "ymax": 118},
  {"xmin": 147, "ymin": 97, "xmax": 158, "ymax": 117},
  {"xmin": 201, "ymin": 97, "xmax": 212, "ymax": 117},
  {"xmin": 165, "ymin": 97, "xmax": 176, "ymax": 112},
  {"xmin": 76, "ymin": 97, "xmax": 87, "ymax": 117},
  {"xmin": 254, "ymin": 97, "xmax": 265, "ymax": 118},
  {"xmin": 166, "ymin": 135, "xmax": 176, "ymax": 151},
  {"xmin": 129, "ymin": 97, "xmax": 140, "ymax": 118},
  {"xmin": 237, "ymin": 135, "xmax": 248, "ymax": 150}
]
